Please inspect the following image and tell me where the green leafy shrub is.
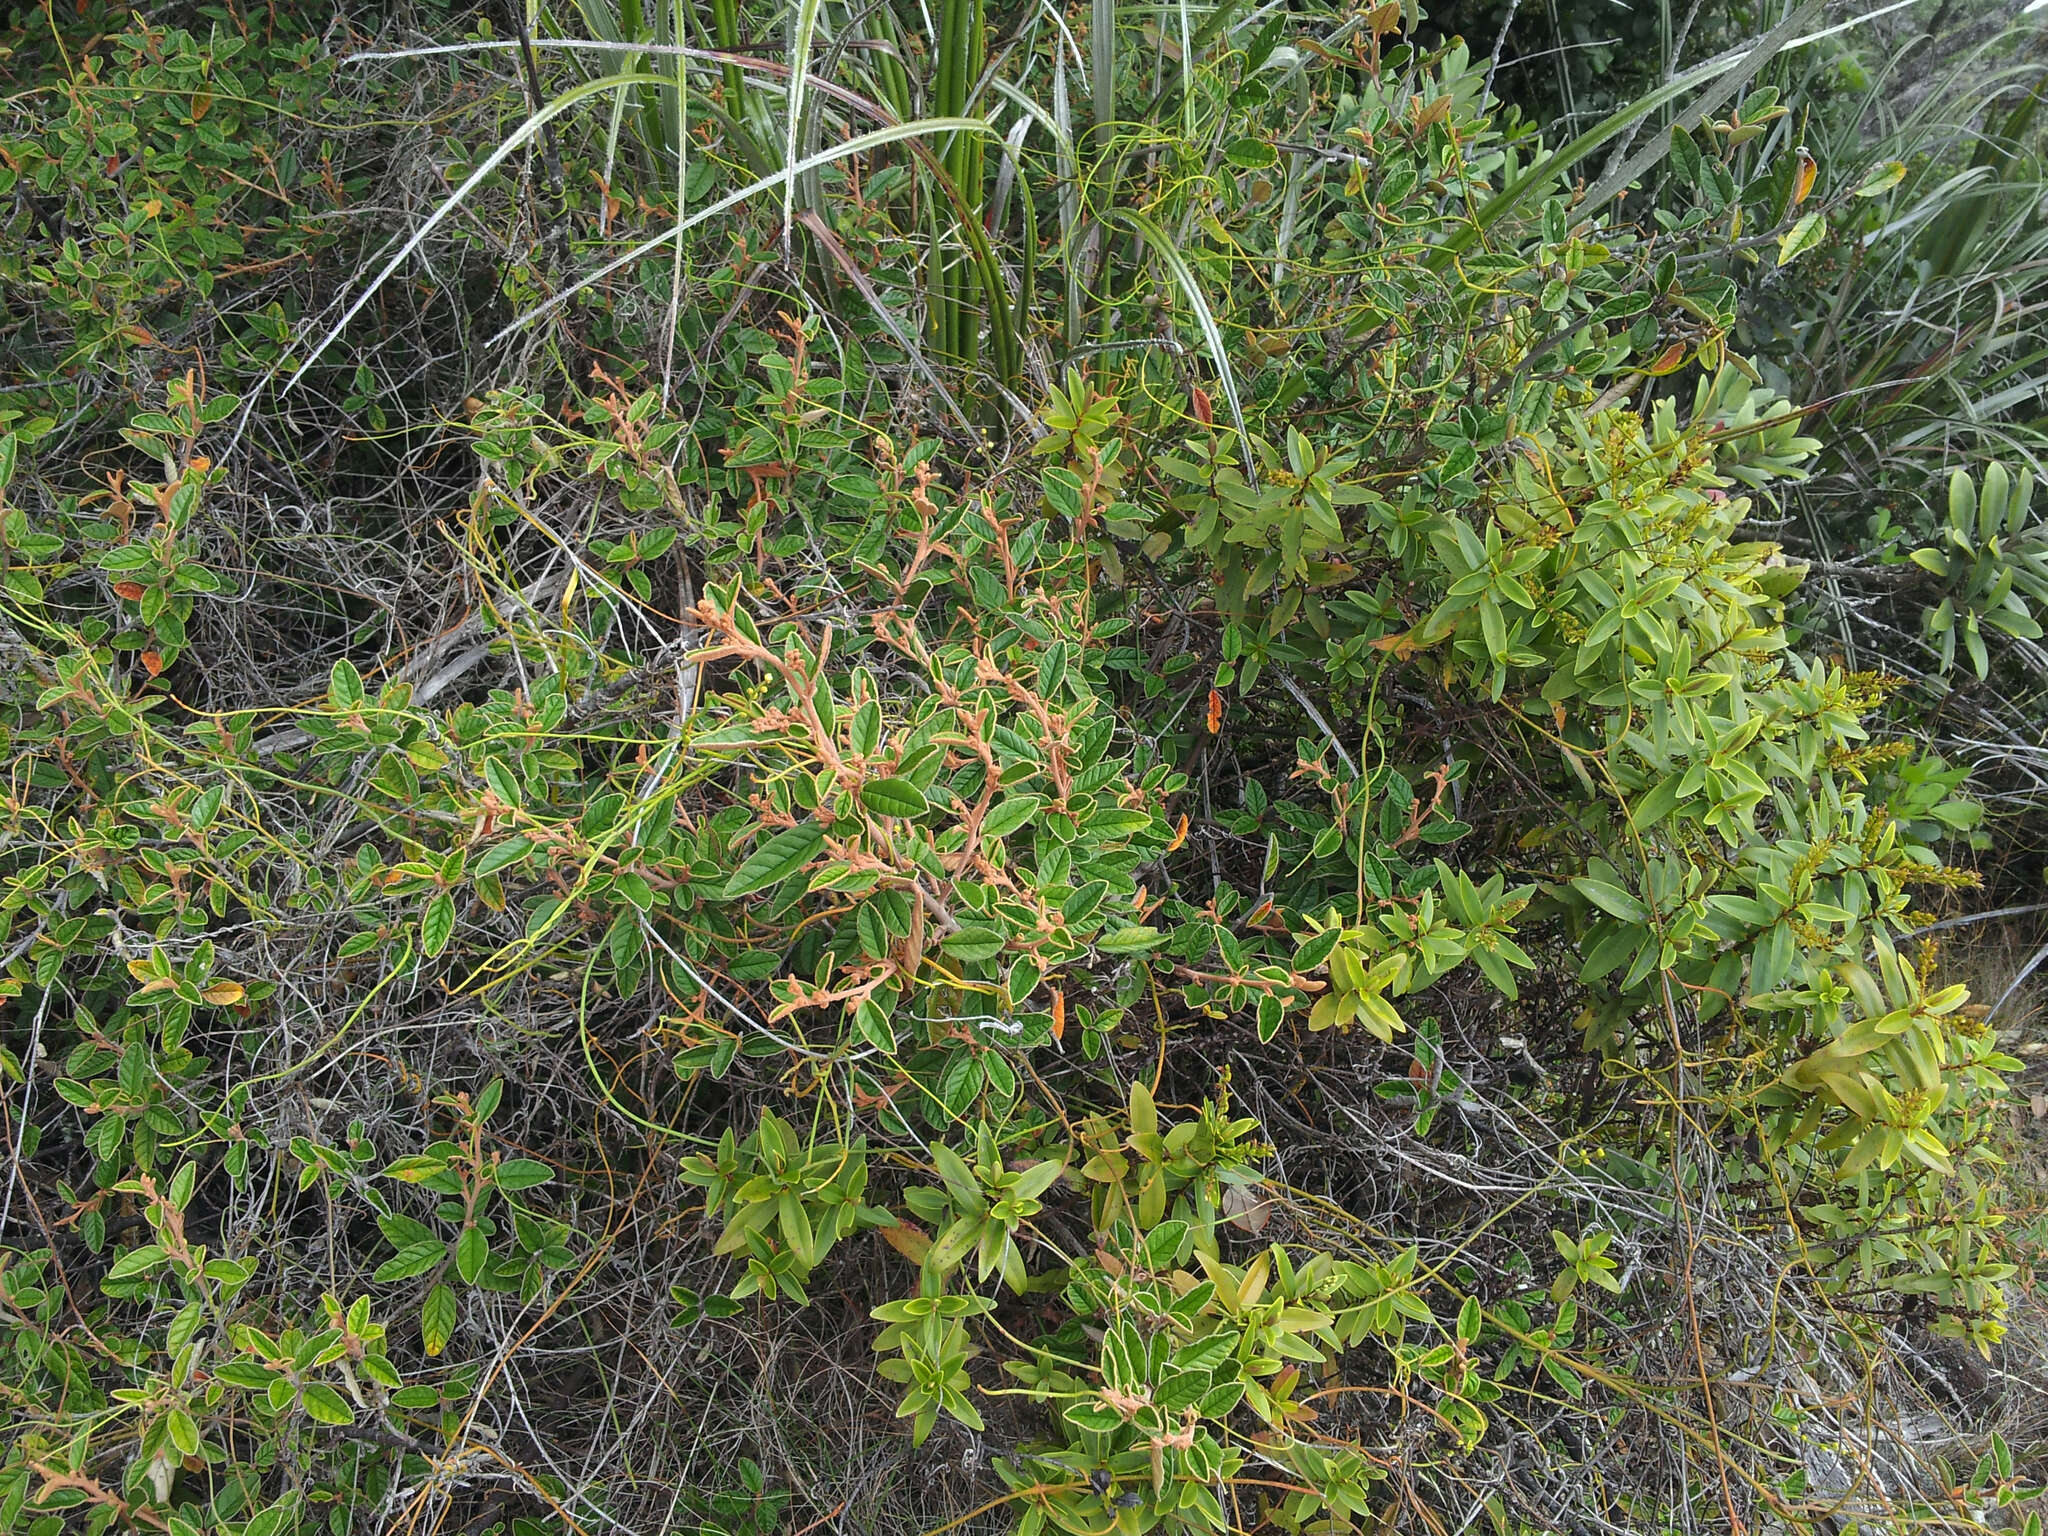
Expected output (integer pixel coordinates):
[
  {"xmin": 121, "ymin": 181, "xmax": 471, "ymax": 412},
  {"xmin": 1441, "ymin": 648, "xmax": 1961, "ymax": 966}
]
[
  {"xmin": 0, "ymin": 4, "xmax": 2041, "ymax": 1536},
  {"xmin": 0, "ymin": 13, "xmax": 347, "ymax": 416}
]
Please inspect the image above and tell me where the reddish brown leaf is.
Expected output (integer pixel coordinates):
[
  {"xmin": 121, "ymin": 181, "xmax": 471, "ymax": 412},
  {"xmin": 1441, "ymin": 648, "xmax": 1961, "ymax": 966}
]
[
  {"xmin": 879, "ymin": 1220, "xmax": 930, "ymax": 1265},
  {"xmin": 1791, "ymin": 148, "xmax": 1817, "ymax": 208}
]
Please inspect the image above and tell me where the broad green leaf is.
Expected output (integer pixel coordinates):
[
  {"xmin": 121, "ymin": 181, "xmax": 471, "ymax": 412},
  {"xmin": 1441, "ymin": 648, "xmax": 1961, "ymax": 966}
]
[
  {"xmin": 860, "ymin": 778, "xmax": 929, "ymax": 818},
  {"xmin": 421, "ymin": 892, "xmax": 455, "ymax": 958},
  {"xmin": 1909, "ymin": 548, "xmax": 1949, "ymax": 577},
  {"xmin": 455, "ymin": 1224, "xmax": 488, "ymax": 1283},
  {"xmin": 930, "ymin": 1141, "xmax": 985, "ymax": 1211},
  {"xmin": 379, "ymin": 1155, "xmax": 450, "ymax": 1183},
  {"xmin": 1777, "ymin": 211, "xmax": 1827, "ymax": 266},
  {"xmin": 778, "ymin": 1192, "xmax": 815, "ymax": 1264},
  {"xmin": 981, "ymin": 795, "xmax": 1043, "ymax": 839},
  {"xmin": 299, "ymin": 1384, "xmax": 354, "ymax": 1425},
  {"xmin": 1061, "ymin": 880, "xmax": 1109, "ymax": 925},
  {"xmin": 496, "ymin": 1158, "xmax": 554, "ymax": 1191},
  {"xmin": 106, "ymin": 1244, "xmax": 167, "ymax": 1281},
  {"xmin": 1949, "ymin": 468, "xmax": 1977, "ymax": 532},
  {"xmin": 421, "ymin": 1282, "xmax": 456, "ymax": 1356},
  {"xmin": 475, "ymin": 835, "xmax": 532, "ymax": 872},
  {"xmin": 328, "ymin": 659, "xmax": 365, "ymax": 710},
  {"xmin": 941, "ymin": 925, "xmax": 1007, "ymax": 963},
  {"xmin": 373, "ymin": 1241, "xmax": 447, "ymax": 1283},
  {"xmin": 722, "ymin": 823, "xmax": 824, "ymax": 898},
  {"xmin": 1667, "ymin": 124, "xmax": 1702, "ymax": 185},
  {"xmin": 1630, "ymin": 772, "xmax": 1685, "ymax": 830},
  {"xmin": 1570, "ymin": 877, "xmax": 1651, "ymax": 925},
  {"xmin": 1096, "ymin": 925, "xmax": 1165, "ymax": 954}
]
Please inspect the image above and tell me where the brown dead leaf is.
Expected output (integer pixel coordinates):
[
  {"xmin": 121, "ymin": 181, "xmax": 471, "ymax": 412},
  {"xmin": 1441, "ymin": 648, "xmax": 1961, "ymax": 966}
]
[
  {"xmin": 879, "ymin": 1221, "xmax": 930, "ymax": 1266},
  {"xmin": 1222, "ymin": 1183, "xmax": 1270, "ymax": 1234},
  {"xmin": 1645, "ymin": 342, "xmax": 1688, "ymax": 376}
]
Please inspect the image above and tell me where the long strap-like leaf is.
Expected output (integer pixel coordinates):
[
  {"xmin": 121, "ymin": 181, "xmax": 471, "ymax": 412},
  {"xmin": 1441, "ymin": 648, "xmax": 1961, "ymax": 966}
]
[
  {"xmin": 1425, "ymin": 0, "xmax": 1829, "ymax": 273},
  {"xmin": 783, "ymin": 0, "xmax": 830, "ymax": 246},
  {"xmin": 486, "ymin": 117, "xmax": 995, "ymax": 348},
  {"xmin": 1107, "ymin": 207, "xmax": 1255, "ymax": 482},
  {"xmin": 1576, "ymin": 0, "xmax": 1827, "ymax": 210},
  {"xmin": 796, "ymin": 208, "xmax": 977, "ymax": 433},
  {"xmin": 286, "ymin": 70, "xmax": 666, "ymax": 394}
]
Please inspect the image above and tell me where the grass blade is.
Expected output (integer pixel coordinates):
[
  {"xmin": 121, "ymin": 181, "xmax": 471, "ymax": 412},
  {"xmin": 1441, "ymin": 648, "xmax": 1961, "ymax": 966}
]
[
  {"xmin": 286, "ymin": 70, "xmax": 666, "ymax": 394},
  {"xmin": 783, "ymin": 0, "xmax": 829, "ymax": 247},
  {"xmin": 795, "ymin": 209, "xmax": 976, "ymax": 433},
  {"xmin": 1090, "ymin": 0, "xmax": 1115, "ymax": 153},
  {"xmin": 1108, "ymin": 207, "xmax": 1253, "ymax": 479},
  {"xmin": 1576, "ymin": 0, "xmax": 1825, "ymax": 210},
  {"xmin": 487, "ymin": 116, "xmax": 995, "ymax": 347}
]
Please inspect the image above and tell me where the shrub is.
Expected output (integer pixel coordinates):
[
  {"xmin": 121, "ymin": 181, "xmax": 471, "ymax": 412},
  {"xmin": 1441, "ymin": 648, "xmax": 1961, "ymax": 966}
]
[{"xmin": 0, "ymin": 4, "xmax": 2040, "ymax": 1536}]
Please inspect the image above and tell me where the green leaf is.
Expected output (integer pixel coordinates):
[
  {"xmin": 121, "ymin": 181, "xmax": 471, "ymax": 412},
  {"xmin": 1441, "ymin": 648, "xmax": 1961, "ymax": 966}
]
[
  {"xmin": 1630, "ymin": 773, "xmax": 1685, "ymax": 830},
  {"xmin": 299, "ymin": 1384, "xmax": 355, "ymax": 1425},
  {"xmin": 421, "ymin": 892, "xmax": 455, "ymax": 958},
  {"xmin": 475, "ymin": 837, "xmax": 533, "ymax": 876},
  {"xmin": 941, "ymin": 925, "xmax": 1007, "ymax": 963},
  {"xmin": 930, "ymin": 1142, "xmax": 985, "ymax": 1211},
  {"xmin": 777, "ymin": 1191, "xmax": 815, "ymax": 1263},
  {"xmin": 929, "ymin": 1213, "xmax": 984, "ymax": 1278},
  {"xmin": 1667, "ymin": 124, "xmax": 1702, "ymax": 186},
  {"xmin": 723, "ymin": 823, "xmax": 824, "ymax": 898},
  {"xmin": 981, "ymin": 794, "xmax": 1043, "ymax": 840},
  {"xmin": 1062, "ymin": 880, "xmax": 1109, "ymax": 926},
  {"xmin": 328, "ymin": 659, "xmax": 365, "ymax": 711},
  {"xmin": 496, "ymin": 1158, "xmax": 554, "ymax": 1191},
  {"xmin": 373, "ymin": 1241, "xmax": 447, "ymax": 1282},
  {"xmin": 379, "ymin": 1155, "xmax": 450, "ymax": 1183},
  {"xmin": 421, "ymin": 1282, "xmax": 457, "ymax": 1356},
  {"xmin": 1096, "ymin": 924, "xmax": 1165, "ymax": 954},
  {"xmin": 106, "ymin": 1244, "xmax": 167, "ymax": 1280},
  {"xmin": 1950, "ymin": 468, "xmax": 1978, "ymax": 533},
  {"xmin": 1909, "ymin": 548, "xmax": 1949, "ymax": 577},
  {"xmin": 215, "ymin": 1362, "xmax": 283, "ymax": 1390},
  {"xmin": 1777, "ymin": 211, "xmax": 1827, "ymax": 266},
  {"xmin": 1570, "ymin": 877, "xmax": 1650, "ymax": 926},
  {"xmin": 455, "ymin": 1224, "xmax": 488, "ymax": 1283},
  {"xmin": 860, "ymin": 778, "xmax": 929, "ymax": 818}
]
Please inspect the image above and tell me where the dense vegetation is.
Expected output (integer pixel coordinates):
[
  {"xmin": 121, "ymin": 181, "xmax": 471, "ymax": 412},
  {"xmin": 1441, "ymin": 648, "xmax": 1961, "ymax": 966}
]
[{"xmin": 2, "ymin": 1, "xmax": 2046, "ymax": 1534}]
